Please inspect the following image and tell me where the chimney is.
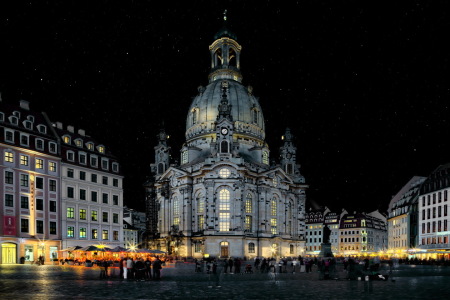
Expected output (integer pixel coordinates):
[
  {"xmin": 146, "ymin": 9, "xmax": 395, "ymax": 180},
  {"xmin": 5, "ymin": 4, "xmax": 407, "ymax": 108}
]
[
  {"xmin": 56, "ymin": 122, "xmax": 63, "ymax": 129},
  {"xmin": 78, "ymin": 129, "xmax": 85, "ymax": 136},
  {"xmin": 67, "ymin": 125, "xmax": 74, "ymax": 133},
  {"xmin": 20, "ymin": 100, "xmax": 30, "ymax": 110}
]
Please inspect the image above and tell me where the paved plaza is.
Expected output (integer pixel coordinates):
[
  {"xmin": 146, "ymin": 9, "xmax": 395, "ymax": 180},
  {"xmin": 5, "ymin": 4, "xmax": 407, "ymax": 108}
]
[{"xmin": 1, "ymin": 263, "xmax": 450, "ymax": 299}]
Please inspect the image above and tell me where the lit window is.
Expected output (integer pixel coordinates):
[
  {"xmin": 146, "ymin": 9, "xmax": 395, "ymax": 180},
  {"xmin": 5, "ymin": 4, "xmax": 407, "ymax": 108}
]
[
  {"xmin": 197, "ymin": 215, "xmax": 204, "ymax": 231},
  {"xmin": 67, "ymin": 207, "xmax": 74, "ymax": 219},
  {"xmin": 63, "ymin": 136, "xmax": 71, "ymax": 144},
  {"xmin": 219, "ymin": 168, "xmax": 230, "ymax": 178},
  {"xmin": 197, "ymin": 195, "xmax": 204, "ymax": 213},
  {"xmin": 98, "ymin": 145, "xmax": 105, "ymax": 153},
  {"xmin": 75, "ymin": 139, "xmax": 82, "ymax": 147},
  {"xmin": 271, "ymin": 199, "xmax": 277, "ymax": 216},
  {"xmin": 248, "ymin": 242, "xmax": 255, "ymax": 253},
  {"xmin": 113, "ymin": 230, "xmax": 119, "ymax": 240},
  {"xmin": 79, "ymin": 228, "xmax": 86, "ymax": 239},
  {"xmin": 271, "ymin": 218, "xmax": 277, "ymax": 234},
  {"xmin": 92, "ymin": 229, "xmax": 98, "ymax": 239},
  {"xmin": 102, "ymin": 230, "xmax": 108, "ymax": 240},
  {"xmin": 91, "ymin": 210, "xmax": 98, "ymax": 221},
  {"xmin": 67, "ymin": 226, "xmax": 74, "ymax": 238},
  {"xmin": 49, "ymin": 161, "xmax": 57, "ymax": 172},
  {"xmin": 35, "ymin": 158, "xmax": 43, "ymax": 169},
  {"xmin": 173, "ymin": 216, "xmax": 180, "ymax": 226},
  {"xmin": 245, "ymin": 215, "xmax": 252, "ymax": 231},
  {"xmin": 173, "ymin": 197, "xmax": 179, "ymax": 215},
  {"xmin": 79, "ymin": 209, "xmax": 86, "ymax": 220},
  {"xmin": 86, "ymin": 142, "xmax": 94, "ymax": 150},
  {"xmin": 5, "ymin": 152, "xmax": 14, "ymax": 163},
  {"xmin": 262, "ymin": 151, "xmax": 269, "ymax": 165},
  {"xmin": 245, "ymin": 193, "xmax": 252, "ymax": 213},
  {"xmin": 20, "ymin": 155, "xmax": 29, "ymax": 166},
  {"xmin": 181, "ymin": 150, "xmax": 188, "ymax": 164},
  {"xmin": 219, "ymin": 189, "xmax": 230, "ymax": 210},
  {"xmin": 219, "ymin": 212, "xmax": 230, "ymax": 231}
]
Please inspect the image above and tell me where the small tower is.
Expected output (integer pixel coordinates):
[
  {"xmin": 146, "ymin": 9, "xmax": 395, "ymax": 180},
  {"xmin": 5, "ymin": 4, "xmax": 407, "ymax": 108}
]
[
  {"xmin": 214, "ymin": 81, "xmax": 236, "ymax": 157},
  {"xmin": 153, "ymin": 128, "xmax": 171, "ymax": 175},
  {"xmin": 208, "ymin": 11, "xmax": 243, "ymax": 83},
  {"xmin": 280, "ymin": 128, "xmax": 297, "ymax": 175}
]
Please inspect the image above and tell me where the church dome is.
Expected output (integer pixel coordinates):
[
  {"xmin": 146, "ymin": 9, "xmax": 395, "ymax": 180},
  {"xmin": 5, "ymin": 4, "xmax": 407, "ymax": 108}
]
[{"xmin": 185, "ymin": 79, "xmax": 265, "ymax": 142}]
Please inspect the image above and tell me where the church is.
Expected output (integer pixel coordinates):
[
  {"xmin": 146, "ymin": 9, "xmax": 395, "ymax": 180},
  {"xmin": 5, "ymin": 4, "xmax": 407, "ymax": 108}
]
[{"xmin": 144, "ymin": 20, "xmax": 308, "ymax": 259}]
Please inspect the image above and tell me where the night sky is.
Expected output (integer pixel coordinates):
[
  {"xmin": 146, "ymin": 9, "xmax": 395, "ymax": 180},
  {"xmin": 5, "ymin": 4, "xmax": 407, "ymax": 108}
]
[{"xmin": 1, "ymin": 1, "xmax": 449, "ymax": 213}]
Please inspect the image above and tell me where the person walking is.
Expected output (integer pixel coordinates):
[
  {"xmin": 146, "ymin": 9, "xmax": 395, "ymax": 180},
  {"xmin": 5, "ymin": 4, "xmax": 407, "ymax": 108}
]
[
  {"xmin": 119, "ymin": 258, "xmax": 125, "ymax": 279},
  {"xmin": 153, "ymin": 257, "xmax": 162, "ymax": 280}
]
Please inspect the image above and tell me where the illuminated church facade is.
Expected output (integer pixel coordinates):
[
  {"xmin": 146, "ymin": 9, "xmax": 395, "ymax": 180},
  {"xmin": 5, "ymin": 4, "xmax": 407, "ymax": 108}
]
[{"xmin": 145, "ymin": 22, "xmax": 307, "ymax": 259}]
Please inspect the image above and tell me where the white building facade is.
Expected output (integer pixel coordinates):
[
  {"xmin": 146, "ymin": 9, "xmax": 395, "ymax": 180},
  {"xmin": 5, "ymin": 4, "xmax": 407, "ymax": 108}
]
[
  {"xmin": 418, "ymin": 164, "xmax": 450, "ymax": 260},
  {"xmin": 56, "ymin": 123, "xmax": 124, "ymax": 250},
  {"xmin": 145, "ymin": 23, "xmax": 307, "ymax": 259}
]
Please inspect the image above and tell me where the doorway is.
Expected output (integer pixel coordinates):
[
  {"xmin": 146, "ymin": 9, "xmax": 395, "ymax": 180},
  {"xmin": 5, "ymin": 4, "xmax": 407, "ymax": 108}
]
[{"xmin": 1, "ymin": 243, "xmax": 17, "ymax": 264}]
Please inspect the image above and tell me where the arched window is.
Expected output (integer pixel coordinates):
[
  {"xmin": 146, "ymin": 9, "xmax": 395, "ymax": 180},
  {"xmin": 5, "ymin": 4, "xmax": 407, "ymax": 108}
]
[
  {"xmin": 181, "ymin": 150, "xmax": 188, "ymax": 164},
  {"xmin": 215, "ymin": 48, "xmax": 223, "ymax": 66},
  {"xmin": 248, "ymin": 242, "xmax": 255, "ymax": 253},
  {"xmin": 220, "ymin": 140, "xmax": 229, "ymax": 153},
  {"xmin": 245, "ymin": 193, "xmax": 252, "ymax": 213},
  {"xmin": 192, "ymin": 108, "xmax": 198, "ymax": 125},
  {"xmin": 229, "ymin": 48, "xmax": 236, "ymax": 66},
  {"xmin": 271, "ymin": 198, "xmax": 277, "ymax": 216},
  {"xmin": 173, "ymin": 197, "xmax": 179, "ymax": 215},
  {"xmin": 290, "ymin": 244, "xmax": 294, "ymax": 254},
  {"xmin": 196, "ymin": 194, "xmax": 204, "ymax": 213},
  {"xmin": 219, "ymin": 189, "xmax": 230, "ymax": 232},
  {"xmin": 220, "ymin": 241, "xmax": 229, "ymax": 257}
]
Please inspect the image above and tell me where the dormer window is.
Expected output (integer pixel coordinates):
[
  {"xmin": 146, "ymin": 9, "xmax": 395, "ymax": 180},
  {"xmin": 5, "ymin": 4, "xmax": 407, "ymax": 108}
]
[
  {"xmin": 9, "ymin": 116, "xmax": 18, "ymax": 125},
  {"xmin": 74, "ymin": 139, "xmax": 83, "ymax": 147},
  {"xmin": 12, "ymin": 111, "xmax": 21, "ymax": 118},
  {"xmin": 86, "ymin": 142, "xmax": 94, "ymax": 151},
  {"xmin": 23, "ymin": 120, "xmax": 33, "ymax": 130},
  {"xmin": 37, "ymin": 125, "xmax": 47, "ymax": 134},
  {"xmin": 27, "ymin": 115, "xmax": 35, "ymax": 122},
  {"xmin": 63, "ymin": 135, "xmax": 71, "ymax": 144},
  {"xmin": 112, "ymin": 162, "xmax": 119, "ymax": 173},
  {"xmin": 97, "ymin": 145, "xmax": 105, "ymax": 154}
]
